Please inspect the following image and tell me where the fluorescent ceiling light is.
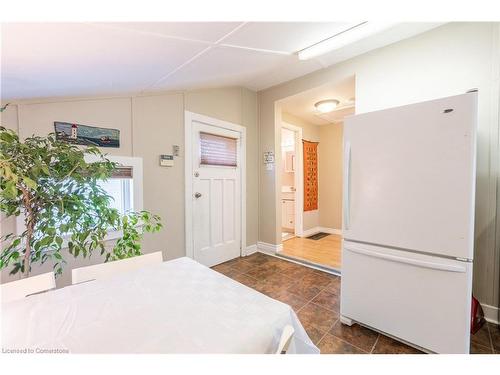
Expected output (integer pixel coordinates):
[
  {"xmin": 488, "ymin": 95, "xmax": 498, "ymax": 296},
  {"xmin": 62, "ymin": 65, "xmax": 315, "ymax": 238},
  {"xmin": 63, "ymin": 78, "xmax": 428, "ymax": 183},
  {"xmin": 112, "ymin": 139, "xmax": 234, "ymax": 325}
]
[
  {"xmin": 298, "ymin": 22, "xmax": 396, "ymax": 60},
  {"xmin": 315, "ymin": 99, "xmax": 339, "ymax": 113}
]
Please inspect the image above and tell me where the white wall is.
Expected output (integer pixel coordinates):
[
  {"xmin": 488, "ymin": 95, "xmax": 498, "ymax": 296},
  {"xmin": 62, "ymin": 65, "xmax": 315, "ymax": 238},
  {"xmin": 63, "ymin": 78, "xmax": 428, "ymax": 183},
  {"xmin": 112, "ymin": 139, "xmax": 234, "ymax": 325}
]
[
  {"xmin": 259, "ymin": 23, "xmax": 500, "ymax": 314},
  {"xmin": 318, "ymin": 123, "xmax": 343, "ymax": 230},
  {"xmin": 0, "ymin": 87, "xmax": 259, "ymax": 288}
]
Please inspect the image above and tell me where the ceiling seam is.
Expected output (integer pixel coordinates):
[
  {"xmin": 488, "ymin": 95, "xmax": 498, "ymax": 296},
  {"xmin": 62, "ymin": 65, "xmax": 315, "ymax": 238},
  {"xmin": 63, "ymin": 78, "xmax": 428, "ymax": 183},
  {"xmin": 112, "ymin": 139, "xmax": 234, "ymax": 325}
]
[
  {"xmin": 140, "ymin": 22, "xmax": 249, "ymax": 93},
  {"xmin": 83, "ymin": 22, "xmax": 214, "ymax": 46},
  {"xmin": 213, "ymin": 22, "xmax": 248, "ymax": 44},
  {"xmin": 139, "ymin": 46, "xmax": 213, "ymax": 93},
  {"xmin": 218, "ymin": 43, "xmax": 292, "ymax": 56},
  {"xmin": 86, "ymin": 22, "xmax": 294, "ymax": 56}
]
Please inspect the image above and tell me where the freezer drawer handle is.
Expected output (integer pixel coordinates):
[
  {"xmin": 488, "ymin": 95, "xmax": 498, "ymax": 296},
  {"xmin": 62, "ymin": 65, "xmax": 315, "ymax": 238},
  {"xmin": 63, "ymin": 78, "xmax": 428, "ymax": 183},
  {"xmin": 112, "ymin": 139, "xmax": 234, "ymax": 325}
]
[{"xmin": 345, "ymin": 246, "xmax": 467, "ymax": 273}]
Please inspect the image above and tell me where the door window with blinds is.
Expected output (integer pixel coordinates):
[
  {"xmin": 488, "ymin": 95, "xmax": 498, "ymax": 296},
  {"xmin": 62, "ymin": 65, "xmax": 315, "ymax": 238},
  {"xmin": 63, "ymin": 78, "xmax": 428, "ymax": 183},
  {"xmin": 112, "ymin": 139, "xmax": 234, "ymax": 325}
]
[
  {"xmin": 98, "ymin": 166, "xmax": 134, "ymax": 215},
  {"xmin": 199, "ymin": 132, "xmax": 237, "ymax": 167}
]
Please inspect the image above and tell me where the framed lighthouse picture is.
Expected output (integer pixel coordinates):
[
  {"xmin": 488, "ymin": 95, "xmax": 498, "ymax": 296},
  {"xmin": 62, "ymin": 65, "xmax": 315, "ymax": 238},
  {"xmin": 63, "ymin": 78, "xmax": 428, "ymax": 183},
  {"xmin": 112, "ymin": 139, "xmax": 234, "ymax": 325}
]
[{"xmin": 54, "ymin": 121, "xmax": 120, "ymax": 148}]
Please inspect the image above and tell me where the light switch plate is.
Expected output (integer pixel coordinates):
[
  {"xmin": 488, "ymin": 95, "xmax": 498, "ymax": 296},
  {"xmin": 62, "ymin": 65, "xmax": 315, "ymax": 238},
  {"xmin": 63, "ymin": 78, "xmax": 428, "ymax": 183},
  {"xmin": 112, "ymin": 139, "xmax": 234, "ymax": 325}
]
[{"xmin": 172, "ymin": 145, "xmax": 180, "ymax": 157}]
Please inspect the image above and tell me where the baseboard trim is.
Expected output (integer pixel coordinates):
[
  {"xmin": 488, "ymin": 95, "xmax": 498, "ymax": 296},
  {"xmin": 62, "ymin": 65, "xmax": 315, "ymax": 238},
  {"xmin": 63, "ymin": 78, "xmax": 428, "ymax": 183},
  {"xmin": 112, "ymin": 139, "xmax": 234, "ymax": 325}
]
[
  {"xmin": 300, "ymin": 226, "xmax": 342, "ymax": 238},
  {"xmin": 243, "ymin": 244, "xmax": 258, "ymax": 256},
  {"xmin": 481, "ymin": 302, "xmax": 499, "ymax": 325},
  {"xmin": 257, "ymin": 241, "xmax": 283, "ymax": 255}
]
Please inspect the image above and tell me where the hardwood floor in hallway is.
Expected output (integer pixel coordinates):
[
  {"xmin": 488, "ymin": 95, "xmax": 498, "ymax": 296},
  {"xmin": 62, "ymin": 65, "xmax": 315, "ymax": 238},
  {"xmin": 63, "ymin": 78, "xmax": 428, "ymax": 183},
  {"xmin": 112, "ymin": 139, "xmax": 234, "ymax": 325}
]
[{"xmin": 280, "ymin": 234, "xmax": 342, "ymax": 269}]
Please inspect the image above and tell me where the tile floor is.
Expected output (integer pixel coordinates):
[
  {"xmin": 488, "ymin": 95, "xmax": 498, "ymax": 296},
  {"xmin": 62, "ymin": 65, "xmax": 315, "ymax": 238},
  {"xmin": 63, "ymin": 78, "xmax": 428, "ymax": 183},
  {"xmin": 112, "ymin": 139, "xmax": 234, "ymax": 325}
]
[{"xmin": 212, "ymin": 252, "xmax": 499, "ymax": 354}]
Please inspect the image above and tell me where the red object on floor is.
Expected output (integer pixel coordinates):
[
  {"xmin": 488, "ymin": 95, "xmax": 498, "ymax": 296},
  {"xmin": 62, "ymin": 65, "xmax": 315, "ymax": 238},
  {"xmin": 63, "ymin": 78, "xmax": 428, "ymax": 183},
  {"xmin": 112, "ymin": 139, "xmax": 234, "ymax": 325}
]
[{"xmin": 471, "ymin": 295, "xmax": 486, "ymax": 334}]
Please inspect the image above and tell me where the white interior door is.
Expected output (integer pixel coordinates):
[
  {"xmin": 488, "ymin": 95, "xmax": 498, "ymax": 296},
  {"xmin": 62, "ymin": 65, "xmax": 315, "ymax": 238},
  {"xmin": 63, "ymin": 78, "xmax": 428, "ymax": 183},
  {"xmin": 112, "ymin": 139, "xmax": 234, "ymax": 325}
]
[{"xmin": 191, "ymin": 121, "xmax": 242, "ymax": 267}]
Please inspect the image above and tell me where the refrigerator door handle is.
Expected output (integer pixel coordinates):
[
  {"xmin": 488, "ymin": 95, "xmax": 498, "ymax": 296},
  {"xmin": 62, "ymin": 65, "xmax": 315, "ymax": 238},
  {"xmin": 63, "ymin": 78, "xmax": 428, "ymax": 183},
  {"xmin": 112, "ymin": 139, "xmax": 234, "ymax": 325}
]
[
  {"xmin": 344, "ymin": 142, "xmax": 351, "ymax": 230},
  {"xmin": 345, "ymin": 246, "xmax": 467, "ymax": 273}
]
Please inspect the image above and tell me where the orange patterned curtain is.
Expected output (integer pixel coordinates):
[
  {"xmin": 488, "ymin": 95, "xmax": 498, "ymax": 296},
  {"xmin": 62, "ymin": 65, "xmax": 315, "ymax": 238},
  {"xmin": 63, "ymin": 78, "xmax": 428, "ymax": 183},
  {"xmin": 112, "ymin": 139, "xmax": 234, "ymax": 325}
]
[{"xmin": 303, "ymin": 140, "xmax": 319, "ymax": 212}]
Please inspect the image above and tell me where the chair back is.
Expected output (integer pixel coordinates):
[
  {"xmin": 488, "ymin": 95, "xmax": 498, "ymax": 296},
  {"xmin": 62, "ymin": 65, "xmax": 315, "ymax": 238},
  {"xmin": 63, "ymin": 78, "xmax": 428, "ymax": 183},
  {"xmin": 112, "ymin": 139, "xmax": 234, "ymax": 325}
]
[
  {"xmin": 276, "ymin": 325, "xmax": 295, "ymax": 354},
  {"xmin": 1, "ymin": 272, "xmax": 56, "ymax": 303},
  {"xmin": 72, "ymin": 251, "xmax": 163, "ymax": 284}
]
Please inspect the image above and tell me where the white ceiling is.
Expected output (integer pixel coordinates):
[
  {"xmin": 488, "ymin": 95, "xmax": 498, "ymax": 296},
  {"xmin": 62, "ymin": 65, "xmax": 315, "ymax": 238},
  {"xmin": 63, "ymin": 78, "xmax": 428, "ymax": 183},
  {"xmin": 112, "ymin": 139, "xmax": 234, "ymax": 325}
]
[
  {"xmin": 280, "ymin": 76, "xmax": 356, "ymax": 125},
  {"xmin": 1, "ymin": 22, "xmax": 442, "ymax": 100}
]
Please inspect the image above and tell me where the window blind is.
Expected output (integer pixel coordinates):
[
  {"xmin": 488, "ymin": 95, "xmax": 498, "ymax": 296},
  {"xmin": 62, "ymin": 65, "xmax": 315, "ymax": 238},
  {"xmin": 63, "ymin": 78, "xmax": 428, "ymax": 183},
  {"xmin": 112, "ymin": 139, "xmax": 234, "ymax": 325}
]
[
  {"xmin": 110, "ymin": 166, "xmax": 133, "ymax": 179},
  {"xmin": 199, "ymin": 132, "xmax": 237, "ymax": 167}
]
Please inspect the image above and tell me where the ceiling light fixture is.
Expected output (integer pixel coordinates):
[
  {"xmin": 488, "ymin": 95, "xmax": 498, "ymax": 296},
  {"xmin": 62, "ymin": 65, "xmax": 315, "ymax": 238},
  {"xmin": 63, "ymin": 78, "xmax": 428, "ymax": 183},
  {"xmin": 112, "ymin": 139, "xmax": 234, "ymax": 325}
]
[
  {"xmin": 298, "ymin": 22, "xmax": 395, "ymax": 60},
  {"xmin": 315, "ymin": 99, "xmax": 340, "ymax": 113}
]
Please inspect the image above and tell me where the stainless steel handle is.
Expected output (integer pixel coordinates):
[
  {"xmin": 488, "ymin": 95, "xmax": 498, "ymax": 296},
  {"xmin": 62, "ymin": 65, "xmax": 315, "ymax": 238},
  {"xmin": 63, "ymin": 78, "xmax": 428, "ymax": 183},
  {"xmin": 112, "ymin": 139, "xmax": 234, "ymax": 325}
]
[
  {"xmin": 343, "ymin": 142, "xmax": 351, "ymax": 230},
  {"xmin": 194, "ymin": 192, "xmax": 202, "ymax": 198},
  {"xmin": 345, "ymin": 246, "xmax": 466, "ymax": 273}
]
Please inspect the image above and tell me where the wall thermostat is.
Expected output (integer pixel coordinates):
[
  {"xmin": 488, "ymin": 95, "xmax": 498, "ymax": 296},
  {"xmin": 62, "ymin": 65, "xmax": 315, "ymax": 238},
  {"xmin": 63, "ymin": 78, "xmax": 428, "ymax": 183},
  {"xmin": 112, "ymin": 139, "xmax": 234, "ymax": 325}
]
[{"xmin": 160, "ymin": 155, "xmax": 174, "ymax": 167}]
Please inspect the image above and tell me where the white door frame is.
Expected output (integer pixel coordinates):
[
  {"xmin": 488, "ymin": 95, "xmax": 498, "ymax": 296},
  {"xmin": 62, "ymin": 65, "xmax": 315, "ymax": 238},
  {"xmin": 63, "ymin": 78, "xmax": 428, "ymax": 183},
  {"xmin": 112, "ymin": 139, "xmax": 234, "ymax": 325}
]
[
  {"xmin": 281, "ymin": 121, "xmax": 304, "ymax": 237},
  {"xmin": 184, "ymin": 111, "xmax": 246, "ymax": 260}
]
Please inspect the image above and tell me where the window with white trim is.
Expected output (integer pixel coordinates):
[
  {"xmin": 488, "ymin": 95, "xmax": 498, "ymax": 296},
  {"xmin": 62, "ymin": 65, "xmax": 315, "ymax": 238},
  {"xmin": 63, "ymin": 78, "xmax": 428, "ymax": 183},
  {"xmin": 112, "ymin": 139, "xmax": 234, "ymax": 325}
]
[
  {"xmin": 15, "ymin": 156, "xmax": 143, "ymax": 240},
  {"xmin": 98, "ymin": 166, "xmax": 134, "ymax": 215}
]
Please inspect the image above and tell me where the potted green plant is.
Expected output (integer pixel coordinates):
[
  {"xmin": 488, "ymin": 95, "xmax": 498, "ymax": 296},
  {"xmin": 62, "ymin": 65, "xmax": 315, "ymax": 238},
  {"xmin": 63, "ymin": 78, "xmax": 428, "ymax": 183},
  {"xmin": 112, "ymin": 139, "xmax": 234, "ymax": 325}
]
[{"xmin": 0, "ymin": 112, "xmax": 162, "ymax": 278}]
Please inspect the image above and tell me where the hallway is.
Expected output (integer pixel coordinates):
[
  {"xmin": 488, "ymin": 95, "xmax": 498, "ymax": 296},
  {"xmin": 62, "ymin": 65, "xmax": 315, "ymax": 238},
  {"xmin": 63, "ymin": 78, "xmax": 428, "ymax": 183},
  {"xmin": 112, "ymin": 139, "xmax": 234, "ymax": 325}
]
[{"xmin": 281, "ymin": 234, "xmax": 342, "ymax": 269}]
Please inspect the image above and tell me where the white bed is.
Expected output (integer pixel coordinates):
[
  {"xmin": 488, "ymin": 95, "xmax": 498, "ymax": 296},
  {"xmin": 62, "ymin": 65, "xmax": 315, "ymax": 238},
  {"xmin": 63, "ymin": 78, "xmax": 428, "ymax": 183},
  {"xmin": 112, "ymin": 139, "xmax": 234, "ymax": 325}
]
[{"xmin": 1, "ymin": 257, "xmax": 319, "ymax": 354}]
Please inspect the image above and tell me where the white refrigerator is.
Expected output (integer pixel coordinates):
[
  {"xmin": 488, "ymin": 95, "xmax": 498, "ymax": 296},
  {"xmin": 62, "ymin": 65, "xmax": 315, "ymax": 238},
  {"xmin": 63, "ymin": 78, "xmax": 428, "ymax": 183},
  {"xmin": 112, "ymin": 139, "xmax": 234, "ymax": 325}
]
[{"xmin": 340, "ymin": 92, "xmax": 477, "ymax": 354}]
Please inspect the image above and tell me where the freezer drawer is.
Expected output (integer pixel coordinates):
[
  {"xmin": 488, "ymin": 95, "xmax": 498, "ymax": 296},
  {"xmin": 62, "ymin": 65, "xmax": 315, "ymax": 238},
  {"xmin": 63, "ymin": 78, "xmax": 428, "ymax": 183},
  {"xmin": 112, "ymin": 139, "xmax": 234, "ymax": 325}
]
[{"xmin": 340, "ymin": 241, "xmax": 472, "ymax": 353}]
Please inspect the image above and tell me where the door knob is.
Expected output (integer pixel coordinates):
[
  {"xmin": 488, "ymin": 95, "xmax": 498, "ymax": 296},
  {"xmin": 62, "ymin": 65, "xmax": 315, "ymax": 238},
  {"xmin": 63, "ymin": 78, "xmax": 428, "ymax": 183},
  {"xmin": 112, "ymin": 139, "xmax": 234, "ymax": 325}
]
[{"xmin": 194, "ymin": 192, "xmax": 202, "ymax": 198}]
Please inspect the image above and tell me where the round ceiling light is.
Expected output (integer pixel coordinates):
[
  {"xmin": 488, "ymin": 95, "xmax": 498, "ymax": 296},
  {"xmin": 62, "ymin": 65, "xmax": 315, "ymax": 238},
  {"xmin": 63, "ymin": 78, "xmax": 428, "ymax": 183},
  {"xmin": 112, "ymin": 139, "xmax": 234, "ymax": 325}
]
[{"xmin": 315, "ymin": 99, "xmax": 340, "ymax": 113}]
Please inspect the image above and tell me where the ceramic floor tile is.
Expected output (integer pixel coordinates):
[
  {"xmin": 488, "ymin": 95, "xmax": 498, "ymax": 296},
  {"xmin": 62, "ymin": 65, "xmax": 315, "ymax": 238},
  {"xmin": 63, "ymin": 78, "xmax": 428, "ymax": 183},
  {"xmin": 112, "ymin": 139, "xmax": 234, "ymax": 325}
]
[
  {"xmin": 470, "ymin": 323, "xmax": 491, "ymax": 348},
  {"xmin": 273, "ymin": 290, "xmax": 308, "ymax": 312},
  {"xmin": 264, "ymin": 257, "xmax": 295, "ymax": 270},
  {"xmin": 253, "ymin": 279, "xmax": 288, "ymax": 299},
  {"xmin": 488, "ymin": 323, "xmax": 500, "ymax": 352},
  {"xmin": 212, "ymin": 264, "xmax": 242, "ymax": 278},
  {"xmin": 225, "ymin": 258, "xmax": 255, "ymax": 273},
  {"xmin": 243, "ymin": 253, "xmax": 270, "ymax": 266},
  {"xmin": 297, "ymin": 303, "xmax": 338, "ymax": 334},
  {"xmin": 243, "ymin": 264, "xmax": 277, "ymax": 280},
  {"xmin": 469, "ymin": 341, "xmax": 493, "ymax": 354},
  {"xmin": 372, "ymin": 334, "xmax": 423, "ymax": 354},
  {"xmin": 261, "ymin": 271, "xmax": 294, "ymax": 286},
  {"xmin": 213, "ymin": 254, "xmax": 435, "ymax": 355},
  {"xmin": 302, "ymin": 323, "xmax": 328, "ymax": 345},
  {"xmin": 286, "ymin": 280, "xmax": 323, "ymax": 300},
  {"xmin": 300, "ymin": 272, "xmax": 332, "ymax": 289},
  {"xmin": 330, "ymin": 321, "xmax": 379, "ymax": 352},
  {"xmin": 318, "ymin": 333, "xmax": 367, "ymax": 354},
  {"xmin": 283, "ymin": 265, "xmax": 318, "ymax": 280},
  {"xmin": 324, "ymin": 277, "xmax": 341, "ymax": 295},
  {"xmin": 230, "ymin": 273, "xmax": 259, "ymax": 288},
  {"xmin": 311, "ymin": 290, "xmax": 340, "ymax": 312},
  {"xmin": 212, "ymin": 263, "xmax": 232, "ymax": 273}
]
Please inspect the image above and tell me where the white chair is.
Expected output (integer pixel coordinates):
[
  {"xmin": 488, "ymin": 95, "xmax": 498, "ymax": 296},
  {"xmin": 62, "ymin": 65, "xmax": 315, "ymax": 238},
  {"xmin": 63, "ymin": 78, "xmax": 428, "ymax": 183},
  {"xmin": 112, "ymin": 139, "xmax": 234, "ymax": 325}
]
[
  {"xmin": 276, "ymin": 325, "xmax": 295, "ymax": 354},
  {"xmin": 71, "ymin": 251, "xmax": 163, "ymax": 284},
  {"xmin": 1, "ymin": 272, "xmax": 56, "ymax": 303}
]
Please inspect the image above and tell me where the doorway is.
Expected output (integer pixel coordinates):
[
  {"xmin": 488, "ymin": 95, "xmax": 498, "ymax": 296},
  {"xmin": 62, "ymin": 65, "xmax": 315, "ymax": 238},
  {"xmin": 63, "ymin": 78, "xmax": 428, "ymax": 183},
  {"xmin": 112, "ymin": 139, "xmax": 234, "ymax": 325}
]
[
  {"xmin": 275, "ymin": 76, "xmax": 355, "ymax": 271},
  {"xmin": 184, "ymin": 111, "xmax": 246, "ymax": 267},
  {"xmin": 280, "ymin": 124, "xmax": 304, "ymax": 242}
]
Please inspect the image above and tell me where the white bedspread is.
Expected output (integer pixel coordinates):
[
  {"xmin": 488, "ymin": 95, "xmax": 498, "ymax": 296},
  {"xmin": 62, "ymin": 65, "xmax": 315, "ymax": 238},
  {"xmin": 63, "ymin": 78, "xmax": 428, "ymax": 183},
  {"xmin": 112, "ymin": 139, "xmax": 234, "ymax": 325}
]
[{"xmin": 1, "ymin": 257, "xmax": 319, "ymax": 354}]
